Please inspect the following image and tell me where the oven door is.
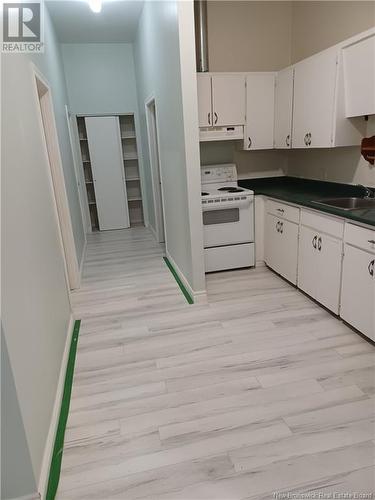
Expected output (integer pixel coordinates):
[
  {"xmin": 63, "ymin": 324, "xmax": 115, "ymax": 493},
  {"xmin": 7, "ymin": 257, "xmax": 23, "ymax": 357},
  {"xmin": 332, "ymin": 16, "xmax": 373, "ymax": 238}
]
[{"xmin": 202, "ymin": 197, "xmax": 254, "ymax": 248}]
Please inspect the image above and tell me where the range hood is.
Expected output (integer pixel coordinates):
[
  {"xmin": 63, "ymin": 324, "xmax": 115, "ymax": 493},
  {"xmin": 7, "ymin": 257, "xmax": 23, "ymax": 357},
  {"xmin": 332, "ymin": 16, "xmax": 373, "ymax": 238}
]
[{"xmin": 199, "ymin": 126, "xmax": 244, "ymax": 142}]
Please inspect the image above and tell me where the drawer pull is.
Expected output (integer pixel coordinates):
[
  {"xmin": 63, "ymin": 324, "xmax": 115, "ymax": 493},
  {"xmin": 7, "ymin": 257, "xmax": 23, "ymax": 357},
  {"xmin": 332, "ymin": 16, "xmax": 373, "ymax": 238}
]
[
  {"xmin": 318, "ymin": 236, "xmax": 322, "ymax": 251},
  {"xmin": 368, "ymin": 240, "xmax": 375, "ymax": 245},
  {"xmin": 368, "ymin": 259, "xmax": 374, "ymax": 277},
  {"xmin": 276, "ymin": 208, "xmax": 285, "ymax": 213},
  {"xmin": 312, "ymin": 235, "xmax": 317, "ymax": 249}
]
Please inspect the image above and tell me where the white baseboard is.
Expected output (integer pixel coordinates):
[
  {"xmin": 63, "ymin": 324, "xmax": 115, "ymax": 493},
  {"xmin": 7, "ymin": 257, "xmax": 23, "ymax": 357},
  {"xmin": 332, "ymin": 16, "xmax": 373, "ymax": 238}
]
[
  {"xmin": 165, "ymin": 251, "xmax": 207, "ymax": 303},
  {"xmin": 5, "ymin": 494, "xmax": 40, "ymax": 500},
  {"xmin": 38, "ymin": 314, "xmax": 74, "ymax": 499},
  {"xmin": 256, "ymin": 260, "xmax": 266, "ymax": 267}
]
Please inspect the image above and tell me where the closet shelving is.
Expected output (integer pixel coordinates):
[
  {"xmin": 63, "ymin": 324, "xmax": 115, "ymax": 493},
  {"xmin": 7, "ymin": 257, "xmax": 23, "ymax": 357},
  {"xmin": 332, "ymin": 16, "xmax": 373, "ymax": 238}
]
[
  {"xmin": 77, "ymin": 114, "xmax": 144, "ymax": 231},
  {"xmin": 119, "ymin": 115, "xmax": 144, "ymax": 226},
  {"xmin": 77, "ymin": 117, "xmax": 99, "ymax": 231}
]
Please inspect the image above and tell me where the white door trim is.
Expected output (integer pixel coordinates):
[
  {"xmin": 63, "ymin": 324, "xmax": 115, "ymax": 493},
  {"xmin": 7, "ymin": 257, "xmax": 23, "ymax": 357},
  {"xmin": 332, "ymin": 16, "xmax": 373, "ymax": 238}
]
[
  {"xmin": 145, "ymin": 95, "xmax": 165, "ymax": 244},
  {"xmin": 31, "ymin": 63, "xmax": 80, "ymax": 290}
]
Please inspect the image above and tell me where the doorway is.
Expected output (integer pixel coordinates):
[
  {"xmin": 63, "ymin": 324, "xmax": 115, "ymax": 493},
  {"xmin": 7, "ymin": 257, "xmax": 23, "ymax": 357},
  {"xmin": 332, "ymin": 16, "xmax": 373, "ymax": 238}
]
[
  {"xmin": 146, "ymin": 97, "xmax": 165, "ymax": 243},
  {"xmin": 33, "ymin": 67, "xmax": 80, "ymax": 290}
]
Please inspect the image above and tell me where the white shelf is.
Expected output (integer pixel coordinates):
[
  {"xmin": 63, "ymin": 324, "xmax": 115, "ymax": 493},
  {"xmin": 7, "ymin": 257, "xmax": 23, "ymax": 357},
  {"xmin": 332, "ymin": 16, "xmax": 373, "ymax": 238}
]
[
  {"xmin": 123, "ymin": 154, "xmax": 138, "ymax": 161},
  {"xmin": 88, "ymin": 201, "xmax": 96, "ymax": 205},
  {"xmin": 128, "ymin": 197, "xmax": 142, "ymax": 202},
  {"xmin": 79, "ymin": 137, "xmax": 88, "ymax": 141},
  {"xmin": 85, "ymin": 180, "xmax": 94, "ymax": 184},
  {"xmin": 125, "ymin": 177, "xmax": 140, "ymax": 182},
  {"xmin": 121, "ymin": 134, "xmax": 136, "ymax": 139},
  {"xmin": 82, "ymin": 160, "xmax": 91, "ymax": 163}
]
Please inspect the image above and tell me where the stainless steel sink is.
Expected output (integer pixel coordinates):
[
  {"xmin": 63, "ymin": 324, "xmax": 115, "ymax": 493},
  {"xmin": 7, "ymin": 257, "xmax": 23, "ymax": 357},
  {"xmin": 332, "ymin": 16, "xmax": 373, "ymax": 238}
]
[{"xmin": 314, "ymin": 197, "xmax": 375, "ymax": 210}]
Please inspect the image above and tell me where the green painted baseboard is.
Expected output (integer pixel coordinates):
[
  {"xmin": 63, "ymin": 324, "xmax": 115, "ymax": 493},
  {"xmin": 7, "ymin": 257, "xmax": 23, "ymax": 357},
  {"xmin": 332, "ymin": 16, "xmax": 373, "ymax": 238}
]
[
  {"xmin": 163, "ymin": 257, "xmax": 194, "ymax": 304},
  {"xmin": 46, "ymin": 319, "xmax": 81, "ymax": 500}
]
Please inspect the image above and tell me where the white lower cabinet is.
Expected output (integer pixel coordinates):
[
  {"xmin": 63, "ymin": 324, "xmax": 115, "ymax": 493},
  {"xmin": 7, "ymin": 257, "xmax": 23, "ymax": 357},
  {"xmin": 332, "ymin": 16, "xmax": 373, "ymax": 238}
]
[
  {"xmin": 298, "ymin": 225, "xmax": 343, "ymax": 314},
  {"xmin": 265, "ymin": 213, "xmax": 299, "ymax": 285},
  {"xmin": 340, "ymin": 225, "xmax": 375, "ymax": 340}
]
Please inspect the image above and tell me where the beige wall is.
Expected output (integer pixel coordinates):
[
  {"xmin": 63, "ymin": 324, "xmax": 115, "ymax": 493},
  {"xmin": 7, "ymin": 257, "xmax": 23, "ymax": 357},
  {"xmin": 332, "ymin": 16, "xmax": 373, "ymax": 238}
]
[
  {"xmin": 207, "ymin": 1, "xmax": 292, "ymax": 71},
  {"xmin": 291, "ymin": 1, "xmax": 375, "ymax": 63}
]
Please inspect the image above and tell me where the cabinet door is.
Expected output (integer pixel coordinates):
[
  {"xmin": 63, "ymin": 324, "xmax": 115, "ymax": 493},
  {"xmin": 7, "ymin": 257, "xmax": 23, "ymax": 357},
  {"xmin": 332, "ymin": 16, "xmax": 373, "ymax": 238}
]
[
  {"xmin": 197, "ymin": 74, "xmax": 212, "ymax": 127},
  {"xmin": 211, "ymin": 74, "xmax": 246, "ymax": 126},
  {"xmin": 85, "ymin": 116, "xmax": 130, "ymax": 230},
  {"xmin": 316, "ymin": 233, "xmax": 343, "ymax": 314},
  {"xmin": 341, "ymin": 245, "xmax": 375, "ymax": 341},
  {"xmin": 265, "ymin": 214, "xmax": 281, "ymax": 273},
  {"xmin": 265, "ymin": 214, "xmax": 298, "ymax": 284},
  {"xmin": 274, "ymin": 67, "xmax": 294, "ymax": 149},
  {"xmin": 298, "ymin": 225, "xmax": 318, "ymax": 299},
  {"xmin": 244, "ymin": 73, "xmax": 275, "ymax": 150},
  {"xmin": 292, "ymin": 49, "xmax": 338, "ymax": 148},
  {"xmin": 343, "ymin": 34, "xmax": 375, "ymax": 117}
]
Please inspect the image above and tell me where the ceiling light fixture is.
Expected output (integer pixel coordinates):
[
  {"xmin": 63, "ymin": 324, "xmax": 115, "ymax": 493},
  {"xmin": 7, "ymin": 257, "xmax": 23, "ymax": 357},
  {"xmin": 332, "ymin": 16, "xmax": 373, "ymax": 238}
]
[{"xmin": 88, "ymin": 0, "xmax": 102, "ymax": 13}]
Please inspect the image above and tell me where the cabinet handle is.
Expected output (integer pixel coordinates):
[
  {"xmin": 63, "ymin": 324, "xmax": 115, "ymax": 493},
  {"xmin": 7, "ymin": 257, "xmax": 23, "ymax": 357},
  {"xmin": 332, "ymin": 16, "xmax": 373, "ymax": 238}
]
[
  {"xmin": 368, "ymin": 259, "xmax": 374, "ymax": 277},
  {"xmin": 308, "ymin": 133, "xmax": 312, "ymax": 146},
  {"xmin": 318, "ymin": 236, "xmax": 322, "ymax": 251},
  {"xmin": 248, "ymin": 137, "xmax": 252, "ymax": 149},
  {"xmin": 214, "ymin": 112, "xmax": 218, "ymax": 124},
  {"xmin": 304, "ymin": 133, "xmax": 308, "ymax": 146},
  {"xmin": 208, "ymin": 112, "xmax": 211, "ymax": 125},
  {"xmin": 286, "ymin": 134, "xmax": 290, "ymax": 147},
  {"xmin": 368, "ymin": 240, "xmax": 375, "ymax": 245},
  {"xmin": 276, "ymin": 221, "xmax": 280, "ymax": 232},
  {"xmin": 312, "ymin": 235, "xmax": 317, "ymax": 249},
  {"xmin": 276, "ymin": 208, "xmax": 285, "ymax": 214},
  {"xmin": 280, "ymin": 221, "xmax": 284, "ymax": 234}
]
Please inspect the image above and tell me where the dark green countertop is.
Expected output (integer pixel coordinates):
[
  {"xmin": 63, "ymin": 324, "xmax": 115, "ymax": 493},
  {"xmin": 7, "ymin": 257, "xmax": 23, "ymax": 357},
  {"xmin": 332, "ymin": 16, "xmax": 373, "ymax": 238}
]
[{"xmin": 238, "ymin": 176, "xmax": 375, "ymax": 228}]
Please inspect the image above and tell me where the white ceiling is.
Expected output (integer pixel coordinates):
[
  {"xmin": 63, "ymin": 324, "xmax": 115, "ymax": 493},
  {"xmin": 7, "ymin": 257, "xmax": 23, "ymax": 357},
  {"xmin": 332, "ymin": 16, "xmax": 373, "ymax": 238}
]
[{"xmin": 46, "ymin": 0, "xmax": 144, "ymax": 43}]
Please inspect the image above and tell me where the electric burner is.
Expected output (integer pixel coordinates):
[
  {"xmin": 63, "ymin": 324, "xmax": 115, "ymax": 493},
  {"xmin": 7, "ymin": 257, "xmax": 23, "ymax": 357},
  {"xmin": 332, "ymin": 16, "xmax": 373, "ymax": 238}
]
[{"xmin": 218, "ymin": 187, "xmax": 245, "ymax": 193}]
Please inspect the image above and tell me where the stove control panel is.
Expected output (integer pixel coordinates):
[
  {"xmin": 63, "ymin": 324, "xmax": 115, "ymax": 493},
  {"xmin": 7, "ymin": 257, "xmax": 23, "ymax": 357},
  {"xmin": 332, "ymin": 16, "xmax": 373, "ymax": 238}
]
[{"xmin": 201, "ymin": 164, "xmax": 237, "ymax": 184}]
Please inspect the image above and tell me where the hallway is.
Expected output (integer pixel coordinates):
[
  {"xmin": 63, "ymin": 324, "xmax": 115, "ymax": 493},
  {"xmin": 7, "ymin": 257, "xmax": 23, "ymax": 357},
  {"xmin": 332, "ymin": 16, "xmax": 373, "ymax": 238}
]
[{"xmin": 57, "ymin": 228, "xmax": 375, "ymax": 499}]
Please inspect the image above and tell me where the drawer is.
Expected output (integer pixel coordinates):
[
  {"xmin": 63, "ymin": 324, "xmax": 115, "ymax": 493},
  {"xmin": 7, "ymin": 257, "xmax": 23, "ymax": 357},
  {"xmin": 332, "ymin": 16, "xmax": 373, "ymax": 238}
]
[
  {"xmin": 344, "ymin": 223, "xmax": 375, "ymax": 254},
  {"xmin": 266, "ymin": 199, "xmax": 300, "ymax": 224},
  {"xmin": 301, "ymin": 209, "xmax": 344, "ymax": 239}
]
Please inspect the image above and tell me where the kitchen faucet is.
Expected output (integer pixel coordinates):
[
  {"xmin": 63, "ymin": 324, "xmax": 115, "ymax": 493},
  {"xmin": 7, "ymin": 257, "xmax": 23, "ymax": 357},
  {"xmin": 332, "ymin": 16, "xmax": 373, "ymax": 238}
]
[{"xmin": 357, "ymin": 184, "xmax": 375, "ymax": 198}]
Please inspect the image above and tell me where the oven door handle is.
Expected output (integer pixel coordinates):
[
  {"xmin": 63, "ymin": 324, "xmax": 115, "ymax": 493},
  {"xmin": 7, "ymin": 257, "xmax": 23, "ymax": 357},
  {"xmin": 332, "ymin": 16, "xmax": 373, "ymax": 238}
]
[{"xmin": 202, "ymin": 199, "xmax": 253, "ymax": 211}]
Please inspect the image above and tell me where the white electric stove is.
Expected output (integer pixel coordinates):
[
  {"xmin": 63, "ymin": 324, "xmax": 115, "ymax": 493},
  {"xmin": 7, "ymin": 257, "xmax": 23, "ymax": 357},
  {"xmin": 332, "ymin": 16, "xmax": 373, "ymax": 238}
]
[{"xmin": 201, "ymin": 164, "xmax": 255, "ymax": 273}]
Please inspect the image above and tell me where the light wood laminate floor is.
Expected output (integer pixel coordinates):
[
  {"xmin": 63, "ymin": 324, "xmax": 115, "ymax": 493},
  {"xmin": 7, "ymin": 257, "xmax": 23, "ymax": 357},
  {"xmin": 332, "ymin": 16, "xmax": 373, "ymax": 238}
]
[{"xmin": 57, "ymin": 228, "xmax": 375, "ymax": 500}]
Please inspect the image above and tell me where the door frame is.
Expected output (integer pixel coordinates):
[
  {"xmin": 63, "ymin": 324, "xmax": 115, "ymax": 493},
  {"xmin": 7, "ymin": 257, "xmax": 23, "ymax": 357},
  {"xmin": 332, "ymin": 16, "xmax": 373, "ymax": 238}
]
[
  {"xmin": 145, "ymin": 95, "xmax": 165, "ymax": 243},
  {"xmin": 64, "ymin": 106, "xmax": 91, "ymax": 233},
  {"xmin": 31, "ymin": 64, "xmax": 80, "ymax": 290}
]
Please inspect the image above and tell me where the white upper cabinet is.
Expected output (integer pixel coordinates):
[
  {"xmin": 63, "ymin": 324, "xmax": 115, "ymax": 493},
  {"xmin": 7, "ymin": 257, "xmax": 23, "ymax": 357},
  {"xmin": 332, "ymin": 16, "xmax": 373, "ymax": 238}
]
[
  {"xmin": 292, "ymin": 46, "xmax": 366, "ymax": 149},
  {"xmin": 197, "ymin": 74, "xmax": 212, "ymax": 127},
  {"xmin": 274, "ymin": 67, "xmax": 294, "ymax": 149},
  {"xmin": 197, "ymin": 73, "xmax": 246, "ymax": 128},
  {"xmin": 292, "ymin": 48, "xmax": 338, "ymax": 148},
  {"xmin": 211, "ymin": 74, "xmax": 246, "ymax": 126},
  {"xmin": 244, "ymin": 73, "xmax": 275, "ymax": 150},
  {"xmin": 343, "ymin": 32, "xmax": 375, "ymax": 117}
]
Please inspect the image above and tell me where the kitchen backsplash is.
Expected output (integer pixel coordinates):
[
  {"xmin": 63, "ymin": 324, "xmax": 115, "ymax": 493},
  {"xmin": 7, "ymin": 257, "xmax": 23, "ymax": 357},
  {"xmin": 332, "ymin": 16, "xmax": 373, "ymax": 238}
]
[{"xmin": 200, "ymin": 116, "xmax": 375, "ymax": 188}]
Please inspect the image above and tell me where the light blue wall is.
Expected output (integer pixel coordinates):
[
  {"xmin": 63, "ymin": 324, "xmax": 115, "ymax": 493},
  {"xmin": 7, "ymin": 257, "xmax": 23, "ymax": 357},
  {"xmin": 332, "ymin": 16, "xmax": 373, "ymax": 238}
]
[
  {"xmin": 1, "ymin": 329, "xmax": 37, "ymax": 500},
  {"xmin": 133, "ymin": 1, "xmax": 196, "ymax": 285},
  {"xmin": 2, "ymin": 8, "xmax": 78, "ymax": 494},
  {"xmin": 61, "ymin": 43, "xmax": 139, "ymax": 115}
]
